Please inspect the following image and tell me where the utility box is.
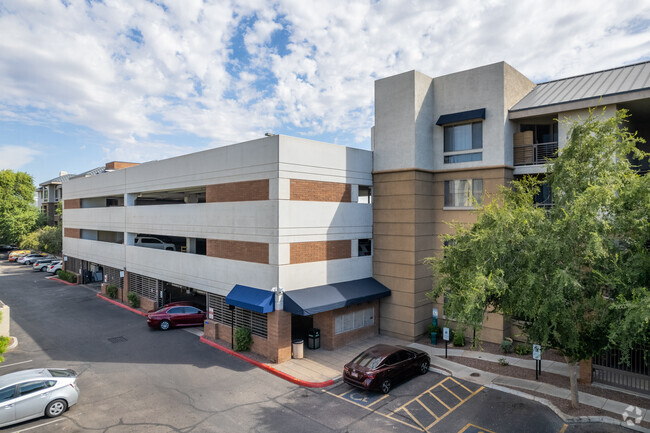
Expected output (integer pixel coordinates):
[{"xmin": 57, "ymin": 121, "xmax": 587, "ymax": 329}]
[{"xmin": 307, "ymin": 328, "xmax": 320, "ymax": 350}]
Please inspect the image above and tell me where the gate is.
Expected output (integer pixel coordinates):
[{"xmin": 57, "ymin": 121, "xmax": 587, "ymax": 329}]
[{"xmin": 592, "ymin": 346, "xmax": 649, "ymax": 395}]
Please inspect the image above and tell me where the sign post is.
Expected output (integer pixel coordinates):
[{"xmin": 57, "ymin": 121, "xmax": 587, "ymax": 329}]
[
  {"xmin": 533, "ymin": 344, "xmax": 542, "ymax": 380},
  {"xmin": 443, "ymin": 327, "xmax": 450, "ymax": 359}
]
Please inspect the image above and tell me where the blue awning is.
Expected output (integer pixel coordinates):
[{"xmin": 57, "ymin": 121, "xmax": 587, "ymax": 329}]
[
  {"xmin": 226, "ymin": 285, "xmax": 275, "ymax": 314},
  {"xmin": 436, "ymin": 108, "xmax": 486, "ymax": 126},
  {"xmin": 283, "ymin": 278, "xmax": 391, "ymax": 316}
]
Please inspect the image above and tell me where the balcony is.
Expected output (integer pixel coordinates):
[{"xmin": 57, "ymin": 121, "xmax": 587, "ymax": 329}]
[{"xmin": 514, "ymin": 141, "xmax": 558, "ymax": 166}]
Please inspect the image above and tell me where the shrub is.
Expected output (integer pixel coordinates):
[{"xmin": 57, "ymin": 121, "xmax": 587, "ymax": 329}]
[
  {"xmin": 106, "ymin": 285, "xmax": 118, "ymax": 299},
  {"xmin": 500, "ymin": 338, "xmax": 513, "ymax": 354},
  {"xmin": 498, "ymin": 357, "xmax": 509, "ymax": 366},
  {"xmin": 427, "ymin": 323, "xmax": 441, "ymax": 335},
  {"xmin": 234, "ymin": 327, "xmax": 253, "ymax": 352},
  {"xmin": 452, "ymin": 332, "xmax": 465, "ymax": 347},
  {"xmin": 127, "ymin": 292, "xmax": 140, "ymax": 308},
  {"xmin": 514, "ymin": 343, "xmax": 533, "ymax": 356},
  {"xmin": 57, "ymin": 270, "xmax": 77, "ymax": 284}
]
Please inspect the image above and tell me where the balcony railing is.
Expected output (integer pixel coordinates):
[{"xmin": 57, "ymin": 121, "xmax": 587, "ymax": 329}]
[{"xmin": 514, "ymin": 141, "xmax": 558, "ymax": 166}]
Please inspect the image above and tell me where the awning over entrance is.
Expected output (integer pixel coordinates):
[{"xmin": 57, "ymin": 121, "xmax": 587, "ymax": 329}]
[
  {"xmin": 283, "ymin": 278, "xmax": 391, "ymax": 316},
  {"xmin": 225, "ymin": 285, "xmax": 275, "ymax": 314},
  {"xmin": 436, "ymin": 108, "xmax": 486, "ymax": 126}
]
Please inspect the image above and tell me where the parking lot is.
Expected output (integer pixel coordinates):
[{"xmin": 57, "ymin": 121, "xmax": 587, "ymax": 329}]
[{"xmin": 0, "ymin": 258, "xmax": 637, "ymax": 432}]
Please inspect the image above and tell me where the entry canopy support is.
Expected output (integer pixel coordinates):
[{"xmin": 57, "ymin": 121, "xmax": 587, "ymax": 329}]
[
  {"xmin": 225, "ymin": 285, "xmax": 275, "ymax": 314},
  {"xmin": 283, "ymin": 278, "xmax": 391, "ymax": 316}
]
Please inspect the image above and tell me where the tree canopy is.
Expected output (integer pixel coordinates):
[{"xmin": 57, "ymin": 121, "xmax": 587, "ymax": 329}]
[
  {"xmin": 425, "ymin": 109, "xmax": 649, "ymax": 407},
  {"xmin": 0, "ymin": 170, "xmax": 42, "ymax": 245}
]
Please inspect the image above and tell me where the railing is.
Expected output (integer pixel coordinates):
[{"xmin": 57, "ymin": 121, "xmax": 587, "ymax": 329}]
[
  {"xmin": 514, "ymin": 141, "xmax": 558, "ymax": 166},
  {"xmin": 592, "ymin": 346, "xmax": 649, "ymax": 395}
]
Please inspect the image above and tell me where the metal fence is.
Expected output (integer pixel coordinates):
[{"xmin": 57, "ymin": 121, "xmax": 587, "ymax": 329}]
[
  {"xmin": 592, "ymin": 346, "xmax": 649, "ymax": 395},
  {"xmin": 207, "ymin": 293, "xmax": 267, "ymax": 338}
]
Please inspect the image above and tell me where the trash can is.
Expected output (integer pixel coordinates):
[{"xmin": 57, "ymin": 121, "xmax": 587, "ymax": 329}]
[
  {"xmin": 292, "ymin": 339, "xmax": 304, "ymax": 359},
  {"xmin": 307, "ymin": 328, "xmax": 320, "ymax": 350}
]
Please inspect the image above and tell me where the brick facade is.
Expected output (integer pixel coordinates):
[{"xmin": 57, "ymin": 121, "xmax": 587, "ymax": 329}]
[
  {"xmin": 290, "ymin": 240, "xmax": 351, "ymax": 264},
  {"xmin": 207, "ymin": 240, "xmax": 269, "ymax": 264},
  {"xmin": 64, "ymin": 228, "xmax": 81, "ymax": 239},
  {"xmin": 313, "ymin": 301, "xmax": 379, "ymax": 350},
  {"xmin": 290, "ymin": 179, "xmax": 351, "ymax": 202},
  {"xmin": 105, "ymin": 161, "xmax": 139, "ymax": 170},
  {"xmin": 64, "ymin": 199, "xmax": 81, "ymax": 210},
  {"xmin": 206, "ymin": 179, "xmax": 269, "ymax": 202}
]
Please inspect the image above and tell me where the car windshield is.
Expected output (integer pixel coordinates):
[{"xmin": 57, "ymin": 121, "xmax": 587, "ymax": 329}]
[{"xmin": 351, "ymin": 352, "xmax": 382, "ymax": 369}]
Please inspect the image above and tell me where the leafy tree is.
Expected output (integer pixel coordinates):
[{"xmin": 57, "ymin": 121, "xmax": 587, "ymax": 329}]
[
  {"xmin": 0, "ymin": 170, "xmax": 41, "ymax": 245},
  {"xmin": 426, "ymin": 109, "xmax": 649, "ymax": 408},
  {"xmin": 37, "ymin": 225, "xmax": 62, "ymax": 254}
]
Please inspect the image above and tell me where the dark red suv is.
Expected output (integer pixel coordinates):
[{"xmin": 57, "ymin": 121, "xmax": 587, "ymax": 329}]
[
  {"xmin": 343, "ymin": 344, "xmax": 430, "ymax": 393},
  {"xmin": 147, "ymin": 302, "xmax": 206, "ymax": 331}
]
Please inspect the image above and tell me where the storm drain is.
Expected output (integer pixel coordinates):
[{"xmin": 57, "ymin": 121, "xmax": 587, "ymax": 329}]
[{"xmin": 107, "ymin": 336, "xmax": 128, "ymax": 344}]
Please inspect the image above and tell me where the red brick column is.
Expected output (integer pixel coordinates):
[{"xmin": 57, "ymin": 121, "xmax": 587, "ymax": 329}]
[{"xmin": 267, "ymin": 311, "xmax": 291, "ymax": 363}]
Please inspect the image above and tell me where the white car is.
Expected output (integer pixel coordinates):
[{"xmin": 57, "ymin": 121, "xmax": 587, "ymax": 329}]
[
  {"xmin": 0, "ymin": 368, "xmax": 79, "ymax": 427},
  {"xmin": 32, "ymin": 258, "xmax": 57, "ymax": 271},
  {"xmin": 47, "ymin": 261, "xmax": 63, "ymax": 274},
  {"xmin": 134, "ymin": 236, "xmax": 176, "ymax": 251}
]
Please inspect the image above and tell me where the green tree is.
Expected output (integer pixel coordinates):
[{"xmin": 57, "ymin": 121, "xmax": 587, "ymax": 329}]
[
  {"xmin": 0, "ymin": 170, "xmax": 41, "ymax": 245},
  {"xmin": 426, "ymin": 109, "xmax": 649, "ymax": 408}
]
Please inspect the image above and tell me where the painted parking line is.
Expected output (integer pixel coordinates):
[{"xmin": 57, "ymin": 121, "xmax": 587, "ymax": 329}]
[
  {"xmin": 457, "ymin": 423, "xmax": 497, "ymax": 433},
  {"xmin": 385, "ymin": 377, "xmax": 484, "ymax": 431}
]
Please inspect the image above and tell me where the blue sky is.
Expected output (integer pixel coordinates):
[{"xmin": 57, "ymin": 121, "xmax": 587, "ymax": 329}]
[{"xmin": 0, "ymin": 0, "xmax": 649, "ymax": 186}]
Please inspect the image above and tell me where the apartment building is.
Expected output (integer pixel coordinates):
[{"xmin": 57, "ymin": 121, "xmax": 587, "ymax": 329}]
[
  {"xmin": 62, "ymin": 60, "xmax": 650, "ymax": 362},
  {"xmin": 373, "ymin": 60, "xmax": 650, "ymax": 344},
  {"xmin": 62, "ymin": 136, "xmax": 382, "ymax": 362}
]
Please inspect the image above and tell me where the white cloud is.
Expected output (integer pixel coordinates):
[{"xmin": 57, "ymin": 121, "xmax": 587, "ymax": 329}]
[
  {"xmin": 0, "ymin": 0, "xmax": 648, "ymax": 153},
  {"xmin": 0, "ymin": 145, "xmax": 41, "ymax": 170}
]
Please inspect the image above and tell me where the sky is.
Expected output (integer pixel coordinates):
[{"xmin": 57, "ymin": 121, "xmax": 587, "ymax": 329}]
[{"xmin": 0, "ymin": 0, "xmax": 649, "ymax": 186}]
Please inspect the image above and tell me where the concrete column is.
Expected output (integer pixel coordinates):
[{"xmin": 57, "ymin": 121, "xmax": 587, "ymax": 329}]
[
  {"xmin": 125, "ymin": 193, "xmax": 136, "ymax": 206},
  {"xmin": 186, "ymin": 238, "xmax": 196, "ymax": 254}
]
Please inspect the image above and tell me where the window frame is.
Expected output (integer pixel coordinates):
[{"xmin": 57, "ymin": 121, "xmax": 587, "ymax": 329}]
[
  {"xmin": 443, "ymin": 121, "xmax": 483, "ymax": 164},
  {"xmin": 443, "ymin": 179, "xmax": 483, "ymax": 209}
]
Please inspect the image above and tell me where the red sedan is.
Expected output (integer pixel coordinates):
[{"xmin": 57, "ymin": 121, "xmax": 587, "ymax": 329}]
[
  {"xmin": 343, "ymin": 344, "xmax": 430, "ymax": 394},
  {"xmin": 147, "ymin": 302, "xmax": 206, "ymax": 331}
]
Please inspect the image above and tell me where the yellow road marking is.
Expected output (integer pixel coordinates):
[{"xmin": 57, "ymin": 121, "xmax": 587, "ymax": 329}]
[
  {"xmin": 403, "ymin": 407, "xmax": 428, "ymax": 431},
  {"xmin": 558, "ymin": 424, "xmax": 568, "ymax": 433},
  {"xmin": 423, "ymin": 386, "xmax": 484, "ymax": 430},
  {"xmin": 430, "ymin": 392, "xmax": 452, "ymax": 410},
  {"xmin": 453, "ymin": 378, "xmax": 474, "ymax": 394},
  {"xmin": 440, "ymin": 383, "xmax": 463, "ymax": 402},
  {"xmin": 366, "ymin": 393, "xmax": 389, "ymax": 408},
  {"xmin": 457, "ymin": 423, "xmax": 497, "ymax": 433},
  {"xmin": 416, "ymin": 398, "xmax": 439, "ymax": 420}
]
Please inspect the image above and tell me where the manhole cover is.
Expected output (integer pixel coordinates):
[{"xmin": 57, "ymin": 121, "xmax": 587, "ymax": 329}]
[
  {"xmin": 470, "ymin": 372, "xmax": 480, "ymax": 377},
  {"xmin": 108, "ymin": 336, "xmax": 127, "ymax": 344}
]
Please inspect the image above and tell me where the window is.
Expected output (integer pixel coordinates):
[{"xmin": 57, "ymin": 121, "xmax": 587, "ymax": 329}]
[
  {"xmin": 335, "ymin": 307, "xmax": 374, "ymax": 334},
  {"xmin": 444, "ymin": 122, "xmax": 482, "ymax": 163},
  {"xmin": 43, "ymin": 188, "xmax": 49, "ymax": 202},
  {"xmin": 444, "ymin": 179, "xmax": 483, "ymax": 208},
  {"xmin": 18, "ymin": 381, "xmax": 50, "ymax": 396},
  {"xmin": 358, "ymin": 239, "xmax": 372, "ymax": 256},
  {"xmin": 167, "ymin": 307, "xmax": 183, "ymax": 314},
  {"xmin": 358, "ymin": 186, "xmax": 372, "ymax": 204},
  {"xmin": 0, "ymin": 386, "xmax": 15, "ymax": 402}
]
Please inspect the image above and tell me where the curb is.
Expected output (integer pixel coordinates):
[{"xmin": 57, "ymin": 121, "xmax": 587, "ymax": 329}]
[
  {"xmin": 48, "ymin": 277, "xmax": 78, "ymax": 286},
  {"xmin": 6, "ymin": 337, "xmax": 18, "ymax": 350},
  {"xmin": 95, "ymin": 293, "xmax": 148, "ymax": 317},
  {"xmin": 199, "ymin": 336, "xmax": 335, "ymax": 389}
]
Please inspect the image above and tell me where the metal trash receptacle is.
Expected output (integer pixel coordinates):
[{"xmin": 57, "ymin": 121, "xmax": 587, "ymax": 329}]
[
  {"xmin": 292, "ymin": 339, "xmax": 304, "ymax": 359},
  {"xmin": 307, "ymin": 328, "xmax": 320, "ymax": 350}
]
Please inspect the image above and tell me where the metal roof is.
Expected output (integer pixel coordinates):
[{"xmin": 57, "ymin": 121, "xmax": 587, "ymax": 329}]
[
  {"xmin": 39, "ymin": 173, "xmax": 75, "ymax": 186},
  {"xmin": 70, "ymin": 166, "xmax": 107, "ymax": 179},
  {"xmin": 510, "ymin": 61, "xmax": 650, "ymax": 112}
]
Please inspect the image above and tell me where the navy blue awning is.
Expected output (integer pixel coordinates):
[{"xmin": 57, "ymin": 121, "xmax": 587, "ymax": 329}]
[
  {"xmin": 226, "ymin": 285, "xmax": 275, "ymax": 314},
  {"xmin": 436, "ymin": 108, "xmax": 486, "ymax": 126},
  {"xmin": 283, "ymin": 278, "xmax": 391, "ymax": 316}
]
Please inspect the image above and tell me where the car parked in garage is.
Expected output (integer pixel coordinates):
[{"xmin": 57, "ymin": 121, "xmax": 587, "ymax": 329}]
[
  {"xmin": 135, "ymin": 236, "xmax": 176, "ymax": 251},
  {"xmin": 0, "ymin": 368, "xmax": 79, "ymax": 427},
  {"xmin": 147, "ymin": 302, "xmax": 206, "ymax": 331},
  {"xmin": 343, "ymin": 344, "xmax": 430, "ymax": 394}
]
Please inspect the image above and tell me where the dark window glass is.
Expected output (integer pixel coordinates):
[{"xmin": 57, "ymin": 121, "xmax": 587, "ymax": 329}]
[
  {"xmin": 185, "ymin": 307, "xmax": 200, "ymax": 314},
  {"xmin": 444, "ymin": 122, "xmax": 482, "ymax": 153},
  {"xmin": 444, "ymin": 152, "xmax": 482, "ymax": 163},
  {"xmin": 167, "ymin": 307, "xmax": 183, "ymax": 314},
  {"xmin": 351, "ymin": 352, "xmax": 382, "ymax": 369},
  {"xmin": 19, "ymin": 381, "xmax": 48, "ymax": 396},
  {"xmin": 0, "ymin": 386, "xmax": 15, "ymax": 402}
]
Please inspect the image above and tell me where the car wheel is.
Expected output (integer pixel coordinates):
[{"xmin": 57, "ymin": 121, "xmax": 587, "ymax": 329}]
[
  {"xmin": 419, "ymin": 360, "xmax": 429, "ymax": 375},
  {"xmin": 45, "ymin": 399, "xmax": 67, "ymax": 418},
  {"xmin": 159, "ymin": 320, "xmax": 171, "ymax": 331},
  {"xmin": 381, "ymin": 379, "xmax": 391, "ymax": 394}
]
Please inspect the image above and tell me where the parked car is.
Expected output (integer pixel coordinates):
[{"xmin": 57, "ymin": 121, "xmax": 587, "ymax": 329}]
[
  {"xmin": 343, "ymin": 344, "xmax": 430, "ymax": 394},
  {"xmin": 0, "ymin": 368, "xmax": 79, "ymax": 427},
  {"xmin": 135, "ymin": 236, "xmax": 176, "ymax": 251},
  {"xmin": 47, "ymin": 261, "xmax": 63, "ymax": 274},
  {"xmin": 32, "ymin": 258, "xmax": 57, "ymax": 271},
  {"xmin": 147, "ymin": 302, "xmax": 206, "ymax": 331},
  {"xmin": 0, "ymin": 245, "xmax": 17, "ymax": 252},
  {"xmin": 18, "ymin": 253, "xmax": 49, "ymax": 265},
  {"xmin": 8, "ymin": 250, "xmax": 33, "ymax": 262}
]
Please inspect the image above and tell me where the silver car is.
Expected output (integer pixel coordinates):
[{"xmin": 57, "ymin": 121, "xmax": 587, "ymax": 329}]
[{"xmin": 0, "ymin": 368, "xmax": 79, "ymax": 427}]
